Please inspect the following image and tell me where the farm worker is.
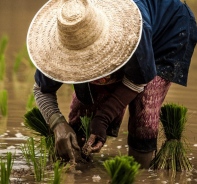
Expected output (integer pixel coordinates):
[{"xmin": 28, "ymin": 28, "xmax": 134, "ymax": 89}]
[{"xmin": 27, "ymin": 0, "xmax": 197, "ymax": 168}]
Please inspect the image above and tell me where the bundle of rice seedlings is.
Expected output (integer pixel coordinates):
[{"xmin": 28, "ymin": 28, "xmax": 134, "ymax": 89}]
[
  {"xmin": 24, "ymin": 107, "xmax": 51, "ymax": 137},
  {"xmin": 24, "ymin": 107, "xmax": 55, "ymax": 158},
  {"xmin": 150, "ymin": 103, "xmax": 192, "ymax": 173},
  {"xmin": 103, "ymin": 155, "xmax": 140, "ymax": 184}
]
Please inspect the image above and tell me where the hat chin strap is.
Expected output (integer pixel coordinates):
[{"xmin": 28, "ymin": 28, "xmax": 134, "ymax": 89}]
[{"xmin": 57, "ymin": 0, "xmax": 107, "ymax": 50}]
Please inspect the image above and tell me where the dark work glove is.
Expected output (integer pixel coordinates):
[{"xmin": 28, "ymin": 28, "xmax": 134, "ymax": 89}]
[
  {"xmin": 82, "ymin": 83, "xmax": 138, "ymax": 155},
  {"xmin": 49, "ymin": 113, "xmax": 81, "ymax": 164},
  {"xmin": 82, "ymin": 134, "xmax": 103, "ymax": 156}
]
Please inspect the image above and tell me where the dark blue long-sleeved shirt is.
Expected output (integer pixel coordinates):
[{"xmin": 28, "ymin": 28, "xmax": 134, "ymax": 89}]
[{"xmin": 123, "ymin": 0, "xmax": 197, "ymax": 85}]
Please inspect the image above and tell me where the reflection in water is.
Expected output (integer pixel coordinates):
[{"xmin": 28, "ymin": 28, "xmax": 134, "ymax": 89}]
[{"xmin": 0, "ymin": 0, "xmax": 197, "ymax": 183}]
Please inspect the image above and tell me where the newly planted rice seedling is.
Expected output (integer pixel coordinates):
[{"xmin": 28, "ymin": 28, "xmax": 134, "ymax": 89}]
[
  {"xmin": 0, "ymin": 89, "xmax": 8, "ymax": 116},
  {"xmin": 150, "ymin": 103, "xmax": 192, "ymax": 174},
  {"xmin": 0, "ymin": 152, "xmax": 14, "ymax": 184},
  {"xmin": 26, "ymin": 93, "xmax": 36, "ymax": 111},
  {"xmin": 0, "ymin": 54, "xmax": 5, "ymax": 81},
  {"xmin": 79, "ymin": 114, "xmax": 92, "ymax": 141},
  {"xmin": 0, "ymin": 35, "xmax": 8, "ymax": 55},
  {"xmin": 50, "ymin": 161, "xmax": 63, "ymax": 184},
  {"xmin": 0, "ymin": 35, "xmax": 8, "ymax": 81},
  {"xmin": 80, "ymin": 114, "xmax": 94, "ymax": 157},
  {"xmin": 13, "ymin": 44, "xmax": 34, "ymax": 72},
  {"xmin": 21, "ymin": 137, "xmax": 48, "ymax": 182},
  {"xmin": 103, "ymin": 155, "xmax": 140, "ymax": 184}
]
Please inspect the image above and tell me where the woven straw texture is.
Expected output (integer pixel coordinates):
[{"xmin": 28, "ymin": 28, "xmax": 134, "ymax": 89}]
[{"xmin": 27, "ymin": 0, "xmax": 142, "ymax": 83}]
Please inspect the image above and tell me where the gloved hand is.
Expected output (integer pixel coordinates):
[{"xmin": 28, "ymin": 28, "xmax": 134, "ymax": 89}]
[
  {"xmin": 82, "ymin": 134, "xmax": 103, "ymax": 156},
  {"xmin": 49, "ymin": 113, "xmax": 81, "ymax": 164},
  {"xmin": 82, "ymin": 83, "xmax": 138, "ymax": 156}
]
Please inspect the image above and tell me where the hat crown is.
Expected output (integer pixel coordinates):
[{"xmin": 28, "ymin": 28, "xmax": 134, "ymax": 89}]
[
  {"xmin": 57, "ymin": 0, "xmax": 106, "ymax": 50},
  {"xmin": 60, "ymin": 0, "xmax": 86, "ymax": 24}
]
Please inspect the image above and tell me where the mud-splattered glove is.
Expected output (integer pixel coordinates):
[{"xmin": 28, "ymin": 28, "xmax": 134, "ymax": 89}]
[
  {"xmin": 82, "ymin": 83, "xmax": 138, "ymax": 155},
  {"xmin": 49, "ymin": 113, "xmax": 81, "ymax": 164}
]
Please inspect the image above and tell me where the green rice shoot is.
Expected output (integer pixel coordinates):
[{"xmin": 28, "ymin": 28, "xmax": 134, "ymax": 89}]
[
  {"xmin": 26, "ymin": 93, "xmax": 36, "ymax": 111},
  {"xmin": 0, "ymin": 152, "xmax": 14, "ymax": 184},
  {"xmin": 0, "ymin": 54, "xmax": 5, "ymax": 81},
  {"xmin": 21, "ymin": 137, "xmax": 48, "ymax": 182},
  {"xmin": 0, "ymin": 35, "xmax": 8, "ymax": 55},
  {"xmin": 103, "ymin": 155, "xmax": 140, "ymax": 184},
  {"xmin": 150, "ymin": 103, "xmax": 192, "ymax": 174},
  {"xmin": 0, "ymin": 35, "xmax": 8, "ymax": 81},
  {"xmin": 79, "ymin": 114, "xmax": 92, "ymax": 141},
  {"xmin": 50, "ymin": 161, "xmax": 63, "ymax": 184},
  {"xmin": 0, "ymin": 89, "xmax": 8, "ymax": 116},
  {"xmin": 13, "ymin": 44, "xmax": 34, "ymax": 72}
]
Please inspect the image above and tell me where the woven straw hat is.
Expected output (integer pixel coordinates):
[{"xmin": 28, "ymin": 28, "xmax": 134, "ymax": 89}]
[{"xmin": 27, "ymin": 0, "xmax": 142, "ymax": 84}]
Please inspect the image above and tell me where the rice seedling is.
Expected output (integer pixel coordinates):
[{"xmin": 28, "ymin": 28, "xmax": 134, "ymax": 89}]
[
  {"xmin": 21, "ymin": 137, "xmax": 48, "ymax": 182},
  {"xmin": 0, "ymin": 54, "xmax": 5, "ymax": 81},
  {"xmin": 0, "ymin": 89, "xmax": 8, "ymax": 116},
  {"xmin": 13, "ymin": 44, "xmax": 34, "ymax": 72},
  {"xmin": 103, "ymin": 155, "xmax": 140, "ymax": 184},
  {"xmin": 150, "ymin": 103, "xmax": 192, "ymax": 175},
  {"xmin": 49, "ymin": 160, "xmax": 65, "ymax": 184},
  {"xmin": 24, "ymin": 107, "xmax": 55, "ymax": 160},
  {"xmin": 0, "ymin": 152, "xmax": 14, "ymax": 184},
  {"xmin": 0, "ymin": 35, "xmax": 8, "ymax": 55},
  {"xmin": 0, "ymin": 35, "xmax": 8, "ymax": 81},
  {"xmin": 80, "ymin": 114, "xmax": 94, "ymax": 157},
  {"xmin": 50, "ymin": 162, "xmax": 71, "ymax": 184},
  {"xmin": 51, "ymin": 161, "xmax": 62, "ymax": 184},
  {"xmin": 26, "ymin": 93, "xmax": 35, "ymax": 111},
  {"xmin": 79, "ymin": 113, "xmax": 92, "ymax": 141}
]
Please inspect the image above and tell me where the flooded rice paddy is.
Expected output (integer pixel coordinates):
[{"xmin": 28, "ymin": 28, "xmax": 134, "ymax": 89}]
[{"xmin": 0, "ymin": 0, "xmax": 197, "ymax": 183}]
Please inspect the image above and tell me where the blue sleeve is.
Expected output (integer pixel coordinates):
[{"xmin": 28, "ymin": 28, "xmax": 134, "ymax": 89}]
[
  {"xmin": 124, "ymin": 22, "xmax": 157, "ymax": 84},
  {"xmin": 34, "ymin": 69, "xmax": 62, "ymax": 93}
]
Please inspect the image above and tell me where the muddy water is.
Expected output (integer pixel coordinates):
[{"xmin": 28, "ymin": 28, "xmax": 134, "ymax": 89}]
[{"xmin": 0, "ymin": 0, "xmax": 197, "ymax": 183}]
